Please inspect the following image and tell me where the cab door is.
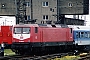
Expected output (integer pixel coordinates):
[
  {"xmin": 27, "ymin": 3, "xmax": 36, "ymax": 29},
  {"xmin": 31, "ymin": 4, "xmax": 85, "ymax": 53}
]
[
  {"xmin": 66, "ymin": 28, "xmax": 73, "ymax": 42},
  {"xmin": 33, "ymin": 27, "xmax": 39, "ymax": 42}
]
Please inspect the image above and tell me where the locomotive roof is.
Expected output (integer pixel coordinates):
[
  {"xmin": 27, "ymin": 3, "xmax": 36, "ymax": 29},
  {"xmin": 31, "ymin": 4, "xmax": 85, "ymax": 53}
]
[
  {"xmin": 14, "ymin": 24, "xmax": 39, "ymax": 27},
  {"xmin": 14, "ymin": 24, "xmax": 68, "ymax": 28}
]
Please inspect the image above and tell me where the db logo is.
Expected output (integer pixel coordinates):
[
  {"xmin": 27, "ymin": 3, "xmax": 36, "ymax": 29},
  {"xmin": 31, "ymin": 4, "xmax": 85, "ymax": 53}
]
[
  {"xmin": 35, "ymin": 36, "xmax": 37, "ymax": 39},
  {"xmin": 20, "ymin": 36, "xmax": 23, "ymax": 39}
]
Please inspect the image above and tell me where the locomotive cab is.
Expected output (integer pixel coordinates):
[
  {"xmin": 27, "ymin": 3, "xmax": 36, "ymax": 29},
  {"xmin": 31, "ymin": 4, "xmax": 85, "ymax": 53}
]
[
  {"xmin": 12, "ymin": 24, "xmax": 40, "ymax": 54},
  {"xmin": 13, "ymin": 27, "xmax": 30, "ymax": 42}
]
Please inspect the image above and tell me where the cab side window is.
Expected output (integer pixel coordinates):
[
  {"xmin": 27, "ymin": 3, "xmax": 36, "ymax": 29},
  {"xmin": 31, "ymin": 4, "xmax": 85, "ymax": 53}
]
[{"xmin": 35, "ymin": 27, "xmax": 38, "ymax": 33}]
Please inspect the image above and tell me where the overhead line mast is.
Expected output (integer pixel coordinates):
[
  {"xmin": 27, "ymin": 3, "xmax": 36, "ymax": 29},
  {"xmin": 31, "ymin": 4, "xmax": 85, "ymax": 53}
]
[{"xmin": 15, "ymin": 0, "xmax": 26, "ymax": 24}]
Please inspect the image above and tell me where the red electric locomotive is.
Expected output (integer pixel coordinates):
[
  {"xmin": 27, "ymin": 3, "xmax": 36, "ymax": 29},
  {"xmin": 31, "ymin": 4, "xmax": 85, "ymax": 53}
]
[
  {"xmin": 11, "ymin": 24, "xmax": 73, "ymax": 55},
  {"xmin": 0, "ymin": 26, "xmax": 12, "ymax": 47}
]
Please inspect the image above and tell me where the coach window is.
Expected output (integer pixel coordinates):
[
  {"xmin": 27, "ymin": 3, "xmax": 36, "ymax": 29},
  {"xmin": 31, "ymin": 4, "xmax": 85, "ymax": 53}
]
[
  {"xmin": 81, "ymin": 32, "xmax": 84, "ymax": 38},
  {"xmin": 78, "ymin": 32, "xmax": 80, "ymax": 38},
  {"xmin": 35, "ymin": 27, "xmax": 38, "ymax": 33},
  {"xmin": 85, "ymin": 32, "xmax": 88, "ymax": 38},
  {"xmin": 87, "ymin": 32, "xmax": 90, "ymax": 38},
  {"xmin": 87, "ymin": 32, "xmax": 89, "ymax": 38},
  {"xmin": 88, "ymin": 32, "xmax": 90, "ymax": 38},
  {"xmin": 76, "ymin": 32, "xmax": 78, "ymax": 38}
]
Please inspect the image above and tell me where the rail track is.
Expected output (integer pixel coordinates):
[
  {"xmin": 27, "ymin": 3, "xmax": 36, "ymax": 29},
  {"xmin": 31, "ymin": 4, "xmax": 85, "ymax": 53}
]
[
  {"xmin": 77, "ymin": 52, "xmax": 90, "ymax": 60},
  {"xmin": 0, "ymin": 52, "xmax": 74, "ymax": 60},
  {"xmin": 0, "ymin": 50, "xmax": 90, "ymax": 60}
]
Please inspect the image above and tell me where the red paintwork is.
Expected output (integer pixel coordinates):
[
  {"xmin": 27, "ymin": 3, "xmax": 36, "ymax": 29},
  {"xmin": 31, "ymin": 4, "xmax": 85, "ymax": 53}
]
[
  {"xmin": 0, "ymin": 26, "xmax": 12, "ymax": 44},
  {"xmin": 41, "ymin": 28, "xmax": 73, "ymax": 42},
  {"xmin": 13, "ymin": 38, "xmax": 30, "ymax": 42},
  {"xmin": 13, "ymin": 24, "xmax": 73, "ymax": 43},
  {"xmin": 32, "ymin": 27, "xmax": 73, "ymax": 42}
]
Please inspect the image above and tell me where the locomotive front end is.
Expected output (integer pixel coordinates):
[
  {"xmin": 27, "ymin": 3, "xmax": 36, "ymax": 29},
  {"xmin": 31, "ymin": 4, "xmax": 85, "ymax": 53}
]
[
  {"xmin": 11, "ymin": 25, "xmax": 32, "ymax": 54},
  {"xmin": 13, "ymin": 27, "xmax": 30, "ymax": 43}
]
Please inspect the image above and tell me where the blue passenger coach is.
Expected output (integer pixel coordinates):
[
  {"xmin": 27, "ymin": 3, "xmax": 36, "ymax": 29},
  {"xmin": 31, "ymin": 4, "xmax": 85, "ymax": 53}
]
[{"xmin": 73, "ymin": 26, "xmax": 90, "ymax": 45}]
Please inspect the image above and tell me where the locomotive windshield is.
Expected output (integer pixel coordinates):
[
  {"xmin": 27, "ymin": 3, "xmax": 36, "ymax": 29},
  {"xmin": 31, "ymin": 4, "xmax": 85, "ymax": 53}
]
[
  {"xmin": 23, "ymin": 28, "xmax": 30, "ymax": 34},
  {"xmin": 14, "ymin": 27, "xmax": 30, "ymax": 34},
  {"xmin": 14, "ymin": 28, "xmax": 22, "ymax": 34}
]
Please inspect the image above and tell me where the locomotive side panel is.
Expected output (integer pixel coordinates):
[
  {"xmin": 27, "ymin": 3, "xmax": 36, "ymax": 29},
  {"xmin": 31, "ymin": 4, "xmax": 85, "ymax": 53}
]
[
  {"xmin": 42, "ymin": 28, "xmax": 73, "ymax": 42},
  {"xmin": 28, "ymin": 27, "xmax": 73, "ymax": 47}
]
